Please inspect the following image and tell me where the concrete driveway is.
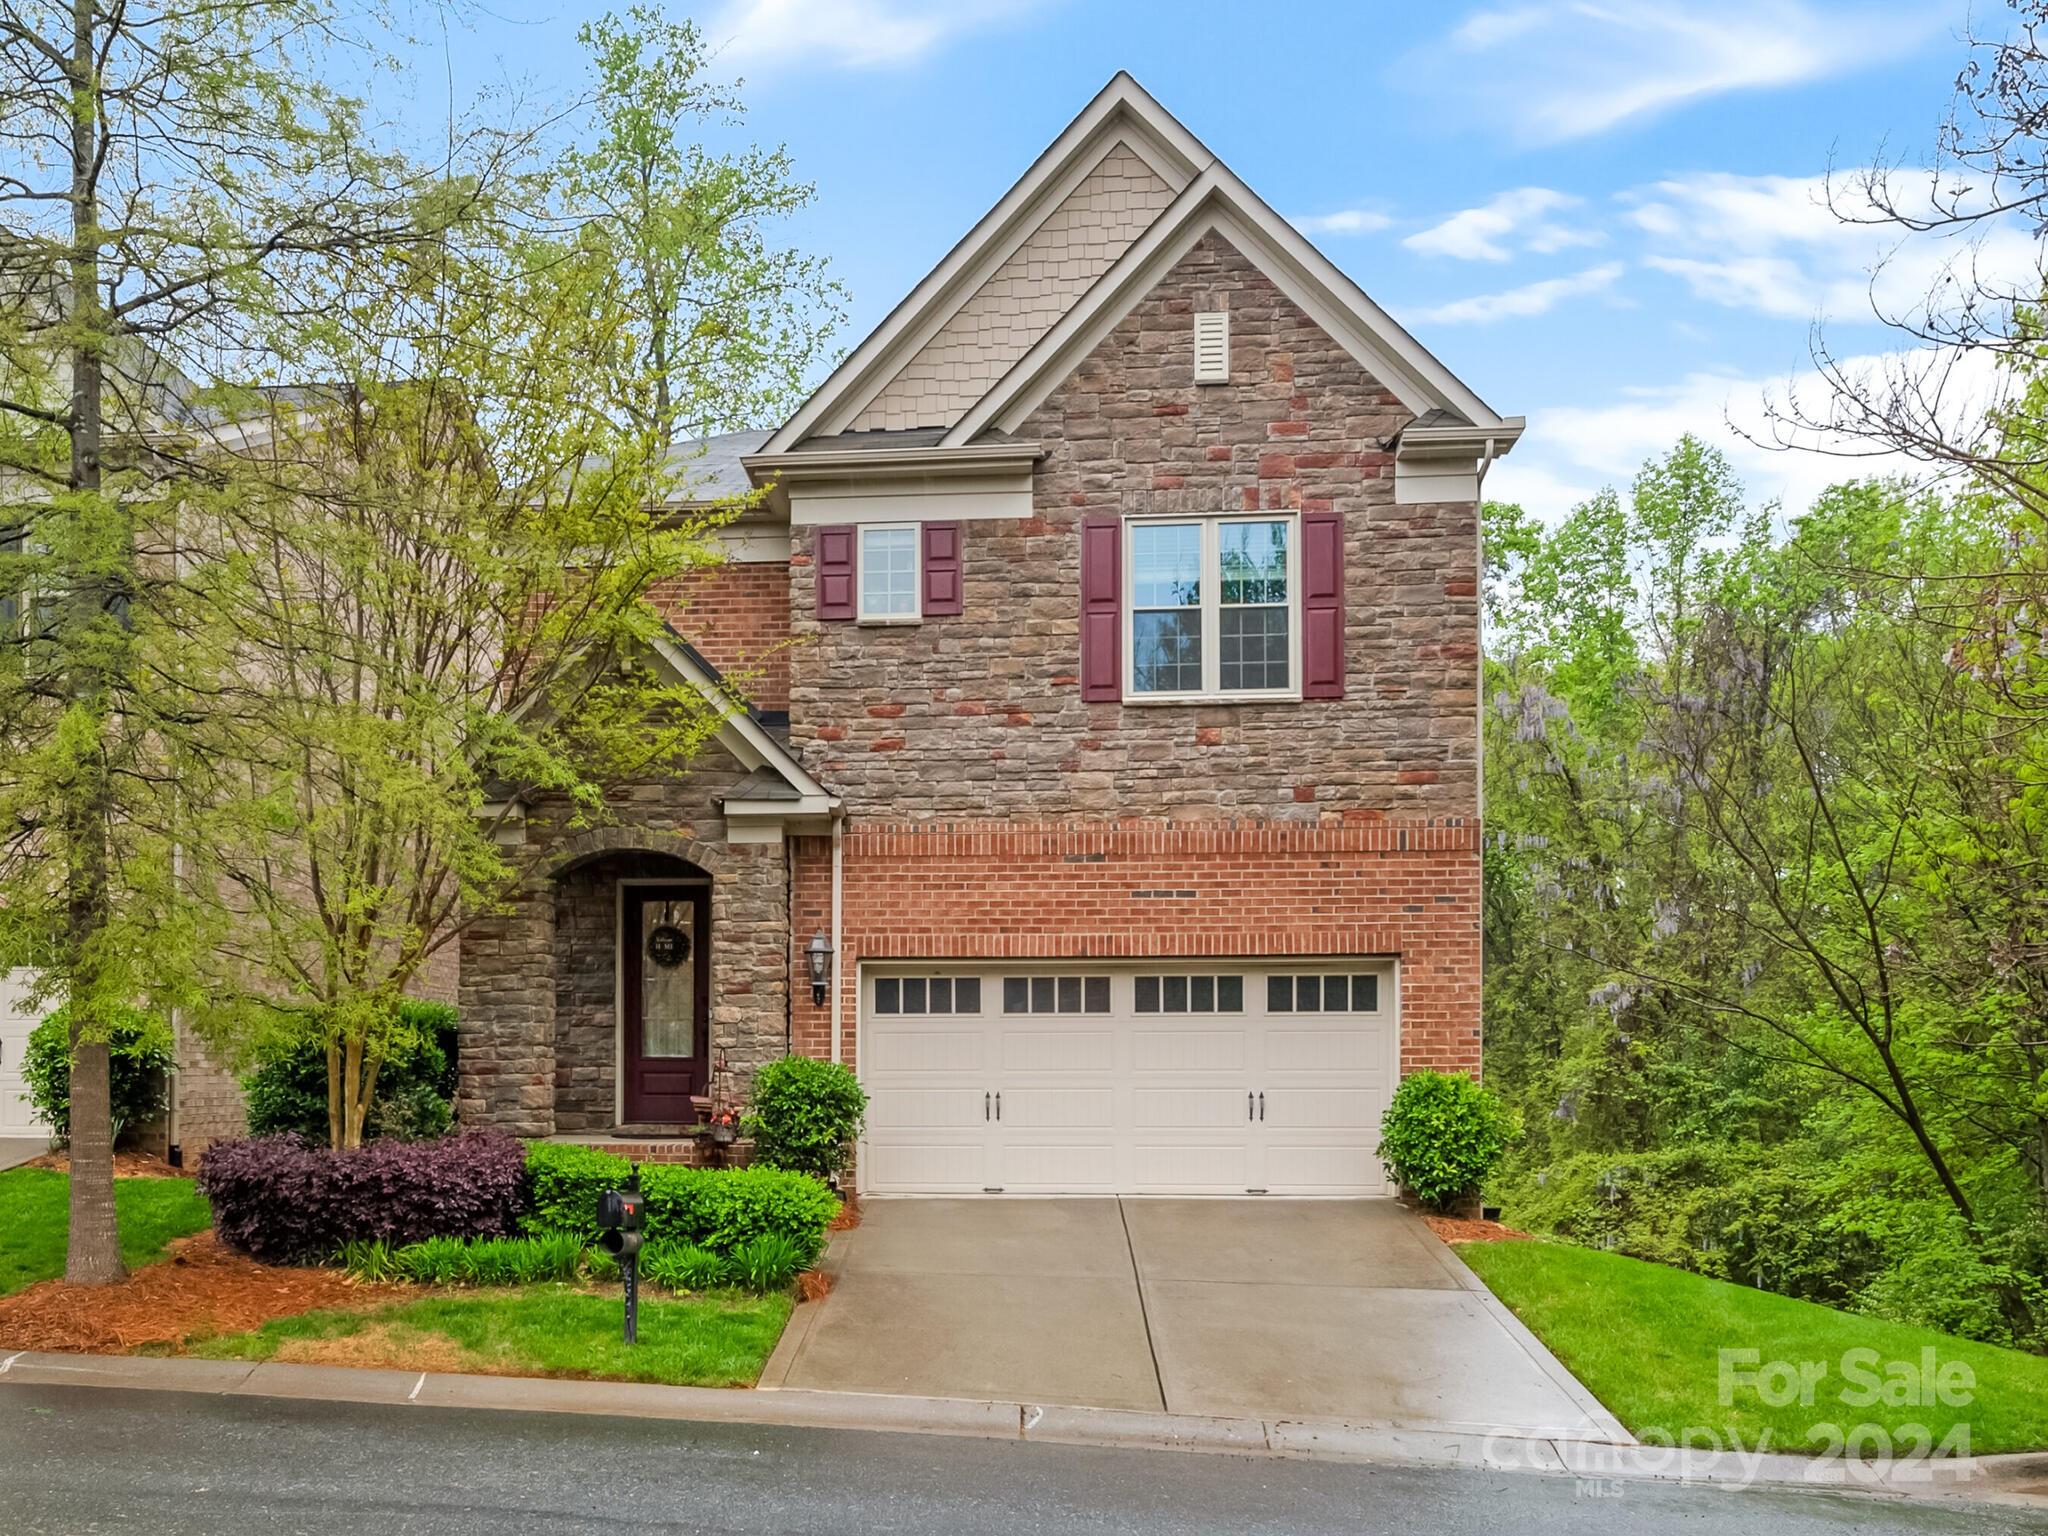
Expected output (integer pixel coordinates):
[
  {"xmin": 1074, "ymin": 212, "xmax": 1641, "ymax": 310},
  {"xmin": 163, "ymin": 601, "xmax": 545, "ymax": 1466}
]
[
  {"xmin": 0, "ymin": 1137, "xmax": 45, "ymax": 1172},
  {"xmin": 762, "ymin": 1198, "xmax": 1625, "ymax": 1440}
]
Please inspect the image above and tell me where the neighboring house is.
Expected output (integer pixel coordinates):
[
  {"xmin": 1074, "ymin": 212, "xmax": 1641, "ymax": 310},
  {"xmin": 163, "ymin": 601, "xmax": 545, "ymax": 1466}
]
[{"xmin": 455, "ymin": 74, "xmax": 1521, "ymax": 1197}]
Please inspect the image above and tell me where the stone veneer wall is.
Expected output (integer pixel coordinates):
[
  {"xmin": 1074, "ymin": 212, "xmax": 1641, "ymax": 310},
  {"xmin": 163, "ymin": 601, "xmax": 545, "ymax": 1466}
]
[
  {"xmin": 457, "ymin": 758, "xmax": 793, "ymax": 1138},
  {"xmin": 787, "ymin": 232, "xmax": 1478, "ymax": 820}
]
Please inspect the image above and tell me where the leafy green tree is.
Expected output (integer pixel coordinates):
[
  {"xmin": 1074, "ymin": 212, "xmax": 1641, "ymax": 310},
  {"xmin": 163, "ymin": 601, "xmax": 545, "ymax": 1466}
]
[{"xmin": 0, "ymin": 0, "xmax": 464, "ymax": 1280}]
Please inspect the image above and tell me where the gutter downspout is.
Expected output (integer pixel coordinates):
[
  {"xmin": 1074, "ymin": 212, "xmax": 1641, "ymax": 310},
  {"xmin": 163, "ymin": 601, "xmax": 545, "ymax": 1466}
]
[
  {"xmin": 1474, "ymin": 435, "xmax": 1497, "ymax": 832},
  {"xmin": 830, "ymin": 812, "xmax": 844, "ymax": 1065}
]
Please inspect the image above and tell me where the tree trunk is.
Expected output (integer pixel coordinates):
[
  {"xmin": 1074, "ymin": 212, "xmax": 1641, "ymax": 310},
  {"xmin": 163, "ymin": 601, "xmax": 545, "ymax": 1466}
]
[
  {"xmin": 55, "ymin": 0, "xmax": 126, "ymax": 1288},
  {"xmin": 327, "ymin": 1039, "xmax": 343, "ymax": 1148},
  {"xmin": 63, "ymin": 1033, "xmax": 124, "ymax": 1285}
]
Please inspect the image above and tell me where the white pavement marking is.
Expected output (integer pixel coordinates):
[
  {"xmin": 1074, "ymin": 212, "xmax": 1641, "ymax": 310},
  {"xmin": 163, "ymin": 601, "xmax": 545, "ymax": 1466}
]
[
  {"xmin": 0, "ymin": 1353, "xmax": 22, "ymax": 1375},
  {"xmin": 408, "ymin": 1374, "xmax": 426, "ymax": 1402}
]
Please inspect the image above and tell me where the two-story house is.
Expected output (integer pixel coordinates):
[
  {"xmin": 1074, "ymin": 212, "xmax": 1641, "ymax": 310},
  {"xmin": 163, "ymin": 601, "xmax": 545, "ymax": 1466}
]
[{"xmin": 455, "ymin": 74, "xmax": 1520, "ymax": 1197}]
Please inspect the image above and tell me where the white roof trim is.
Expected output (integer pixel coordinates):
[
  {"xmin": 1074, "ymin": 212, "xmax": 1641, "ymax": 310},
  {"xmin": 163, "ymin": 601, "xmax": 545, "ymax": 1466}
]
[
  {"xmin": 759, "ymin": 73, "xmax": 1208, "ymax": 454},
  {"xmin": 947, "ymin": 164, "xmax": 1513, "ymax": 445},
  {"xmin": 643, "ymin": 631, "xmax": 831, "ymax": 802}
]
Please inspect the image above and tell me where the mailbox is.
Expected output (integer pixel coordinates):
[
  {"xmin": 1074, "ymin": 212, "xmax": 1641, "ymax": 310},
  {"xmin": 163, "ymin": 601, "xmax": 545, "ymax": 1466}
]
[
  {"xmin": 596, "ymin": 1185, "xmax": 645, "ymax": 1261},
  {"xmin": 598, "ymin": 1167, "xmax": 647, "ymax": 1345}
]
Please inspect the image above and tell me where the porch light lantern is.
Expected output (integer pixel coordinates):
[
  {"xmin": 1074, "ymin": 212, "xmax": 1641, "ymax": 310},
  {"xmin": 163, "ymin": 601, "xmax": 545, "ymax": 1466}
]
[{"xmin": 806, "ymin": 931, "xmax": 834, "ymax": 1007}]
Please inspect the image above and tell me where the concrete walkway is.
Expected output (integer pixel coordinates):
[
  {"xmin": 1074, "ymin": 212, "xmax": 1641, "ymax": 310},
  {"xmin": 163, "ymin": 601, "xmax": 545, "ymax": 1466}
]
[
  {"xmin": 0, "ymin": 1138, "xmax": 45, "ymax": 1172},
  {"xmin": 761, "ymin": 1197, "xmax": 1627, "ymax": 1442}
]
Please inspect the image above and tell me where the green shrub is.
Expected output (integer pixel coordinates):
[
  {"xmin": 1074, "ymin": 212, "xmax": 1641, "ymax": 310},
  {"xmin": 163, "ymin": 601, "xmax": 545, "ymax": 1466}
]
[
  {"xmin": 1376, "ymin": 1070, "xmax": 1516, "ymax": 1210},
  {"xmin": 743, "ymin": 1056, "xmax": 868, "ymax": 1181},
  {"xmin": 243, "ymin": 1001, "xmax": 458, "ymax": 1143},
  {"xmin": 728, "ymin": 1232, "xmax": 808, "ymax": 1290},
  {"xmin": 22, "ymin": 1007, "xmax": 173, "ymax": 1143},
  {"xmin": 523, "ymin": 1141, "xmax": 839, "ymax": 1263},
  {"xmin": 640, "ymin": 1241, "xmax": 733, "ymax": 1293},
  {"xmin": 365, "ymin": 1233, "xmax": 589, "ymax": 1288}
]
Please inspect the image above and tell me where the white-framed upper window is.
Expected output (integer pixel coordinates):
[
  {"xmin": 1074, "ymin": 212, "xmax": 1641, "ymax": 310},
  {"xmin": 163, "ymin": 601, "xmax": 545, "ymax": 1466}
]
[
  {"xmin": 1126, "ymin": 515, "xmax": 1298, "ymax": 700},
  {"xmin": 858, "ymin": 524, "xmax": 919, "ymax": 622}
]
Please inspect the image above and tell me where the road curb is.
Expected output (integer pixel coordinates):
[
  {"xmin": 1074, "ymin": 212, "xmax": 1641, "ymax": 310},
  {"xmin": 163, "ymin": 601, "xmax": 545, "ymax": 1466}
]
[{"xmin": 0, "ymin": 1347, "xmax": 2037, "ymax": 1506}]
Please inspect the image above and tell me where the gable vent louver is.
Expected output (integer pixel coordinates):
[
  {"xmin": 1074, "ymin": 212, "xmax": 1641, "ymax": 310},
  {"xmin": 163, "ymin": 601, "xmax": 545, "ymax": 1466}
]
[{"xmin": 1193, "ymin": 310, "xmax": 1229, "ymax": 384}]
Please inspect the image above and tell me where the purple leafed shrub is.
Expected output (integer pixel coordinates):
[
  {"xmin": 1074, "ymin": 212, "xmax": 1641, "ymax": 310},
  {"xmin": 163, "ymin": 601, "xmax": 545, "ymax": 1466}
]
[{"xmin": 197, "ymin": 1130, "xmax": 529, "ymax": 1264}]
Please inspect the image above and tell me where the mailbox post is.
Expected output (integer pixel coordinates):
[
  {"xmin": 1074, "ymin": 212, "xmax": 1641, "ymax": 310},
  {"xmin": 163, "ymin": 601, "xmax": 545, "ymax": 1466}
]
[{"xmin": 596, "ymin": 1166, "xmax": 647, "ymax": 1345}]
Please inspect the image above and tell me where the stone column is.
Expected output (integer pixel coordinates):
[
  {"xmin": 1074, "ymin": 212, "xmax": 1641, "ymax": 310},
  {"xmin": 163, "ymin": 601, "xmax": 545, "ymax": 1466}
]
[{"xmin": 457, "ymin": 879, "xmax": 557, "ymax": 1137}]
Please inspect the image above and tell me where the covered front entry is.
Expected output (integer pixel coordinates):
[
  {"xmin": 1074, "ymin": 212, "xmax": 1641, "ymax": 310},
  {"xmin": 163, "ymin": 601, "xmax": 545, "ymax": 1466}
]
[
  {"xmin": 620, "ymin": 883, "xmax": 710, "ymax": 1121},
  {"xmin": 858, "ymin": 961, "xmax": 1397, "ymax": 1196}
]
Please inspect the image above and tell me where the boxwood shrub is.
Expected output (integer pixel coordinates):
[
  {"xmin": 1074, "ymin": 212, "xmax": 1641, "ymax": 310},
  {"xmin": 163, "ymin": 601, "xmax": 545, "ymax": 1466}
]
[
  {"xmin": 1376, "ymin": 1070, "xmax": 1517, "ymax": 1210},
  {"xmin": 743, "ymin": 1055, "xmax": 867, "ymax": 1181},
  {"xmin": 198, "ymin": 1131, "xmax": 528, "ymax": 1264},
  {"xmin": 524, "ymin": 1141, "xmax": 838, "ymax": 1262}
]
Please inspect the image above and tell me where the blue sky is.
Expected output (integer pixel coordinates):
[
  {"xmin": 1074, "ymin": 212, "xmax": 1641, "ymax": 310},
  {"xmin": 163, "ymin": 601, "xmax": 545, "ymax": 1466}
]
[{"xmin": 389, "ymin": 1, "xmax": 2016, "ymax": 521}]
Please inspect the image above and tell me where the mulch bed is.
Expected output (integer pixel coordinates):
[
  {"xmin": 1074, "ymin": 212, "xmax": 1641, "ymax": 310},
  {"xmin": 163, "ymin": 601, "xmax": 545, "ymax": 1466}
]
[
  {"xmin": 826, "ymin": 1195, "xmax": 861, "ymax": 1232},
  {"xmin": 0, "ymin": 1232, "xmax": 388, "ymax": 1353},
  {"xmin": 1422, "ymin": 1213, "xmax": 1531, "ymax": 1245},
  {"xmin": 18, "ymin": 1150, "xmax": 186, "ymax": 1179}
]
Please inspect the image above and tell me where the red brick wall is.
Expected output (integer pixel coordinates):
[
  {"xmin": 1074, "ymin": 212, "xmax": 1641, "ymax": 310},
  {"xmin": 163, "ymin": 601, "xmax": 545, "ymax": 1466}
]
[
  {"xmin": 647, "ymin": 562, "xmax": 791, "ymax": 713},
  {"xmin": 788, "ymin": 819, "xmax": 1480, "ymax": 1080}
]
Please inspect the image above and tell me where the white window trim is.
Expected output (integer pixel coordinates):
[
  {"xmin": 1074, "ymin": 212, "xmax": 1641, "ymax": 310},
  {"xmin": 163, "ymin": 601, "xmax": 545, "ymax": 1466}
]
[
  {"xmin": 856, "ymin": 523, "xmax": 922, "ymax": 625},
  {"xmin": 1122, "ymin": 513, "xmax": 1301, "ymax": 703}
]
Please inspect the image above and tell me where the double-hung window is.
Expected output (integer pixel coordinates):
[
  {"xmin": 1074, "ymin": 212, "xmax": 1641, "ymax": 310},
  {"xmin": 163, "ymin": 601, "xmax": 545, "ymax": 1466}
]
[
  {"xmin": 858, "ymin": 525, "xmax": 919, "ymax": 622},
  {"xmin": 1127, "ymin": 515, "xmax": 1298, "ymax": 700}
]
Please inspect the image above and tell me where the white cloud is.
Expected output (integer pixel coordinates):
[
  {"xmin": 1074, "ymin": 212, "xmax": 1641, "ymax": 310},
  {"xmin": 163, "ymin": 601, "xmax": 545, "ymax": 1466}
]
[
  {"xmin": 1415, "ymin": 2, "xmax": 1944, "ymax": 143},
  {"xmin": 705, "ymin": 0, "xmax": 1037, "ymax": 71},
  {"xmin": 1291, "ymin": 208, "xmax": 1395, "ymax": 237},
  {"xmin": 1416, "ymin": 262, "xmax": 1626, "ymax": 325},
  {"xmin": 1626, "ymin": 171, "xmax": 2042, "ymax": 325},
  {"xmin": 1487, "ymin": 345, "xmax": 2008, "ymax": 524},
  {"xmin": 1405, "ymin": 187, "xmax": 1602, "ymax": 262}
]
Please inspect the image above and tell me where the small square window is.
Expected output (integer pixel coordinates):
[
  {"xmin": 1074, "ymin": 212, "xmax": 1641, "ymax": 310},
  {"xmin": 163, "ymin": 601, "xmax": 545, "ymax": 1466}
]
[
  {"xmin": 876, "ymin": 978, "xmax": 900, "ymax": 1014},
  {"xmin": 1135, "ymin": 976, "xmax": 1160, "ymax": 1013},
  {"xmin": 1164, "ymin": 975, "xmax": 1189, "ymax": 1012},
  {"xmin": 1004, "ymin": 977, "xmax": 1029, "ymax": 1013},
  {"xmin": 957, "ymin": 977, "xmax": 982, "ymax": 1013},
  {"xmin": 1084, "ymin": 976, "xmax": 1111, "ymax": 1013},
  {"xmin": 1031, "ymin": 976, "xmax": 1055, "ymax": 1013},
  {"xmin": 1297, "ymin": 975, "xmax": 1321, "ymax": 1012},
  {"xmin": 1267, "ymin": 975, "xmax": 1291, "ymax": 1013},
  {"xmin": 929, "ymin": 976, "xmax": 953, "ymax": 1013},
  {"xmin": 1192, "ymin": 975, "xmax": 1215, "ymax": 1012},
  {"xmin": 858, "ymin": 525, "xmax": 919, "ymax": 621},
  {"xmin": 1352, "ymin": 974, "xmax": 1379, "ymax": 1012},
  {"xmin": 1325, "ymin": 974, "xmax": 1350, "ymax": 1012},
  {"xmin": 903, "ymin": 977, "xmax": 928, "ymax": 1015},
  {"xmin": 1219, "ymin": 975, "xmax": 1244, "ymax": 1012},
  {"xmin": 1057, "ymin": 976, "xmax": 1082, "ymax": 1014}
]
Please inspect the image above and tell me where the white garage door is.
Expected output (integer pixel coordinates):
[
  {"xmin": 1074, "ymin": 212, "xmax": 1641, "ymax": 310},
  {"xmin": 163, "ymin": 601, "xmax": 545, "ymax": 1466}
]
[
  {"xmin": 859, "ymin": 963, "xmax": 1397, "ymax": 1196},
  {"xmin": 0, "ymin": 969, "xmax": 48, "ymax": 1135}
]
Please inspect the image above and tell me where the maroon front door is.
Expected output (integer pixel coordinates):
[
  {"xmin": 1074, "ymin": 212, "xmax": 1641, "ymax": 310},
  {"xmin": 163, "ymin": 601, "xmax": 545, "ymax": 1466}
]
[{"xmin": 622, "ymin": 885, "xmax": 709, "ymax": 1122}]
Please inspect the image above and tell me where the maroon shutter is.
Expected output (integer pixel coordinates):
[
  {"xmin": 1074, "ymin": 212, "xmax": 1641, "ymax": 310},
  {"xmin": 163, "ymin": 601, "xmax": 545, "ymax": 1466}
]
[
  {"xmin": 1301, "ymin": 510, "xmax": 1345, "ymax": 699},
  {"xmin": 1079, "ymin": 516, "xmax": 1121, "ymax": 702},
  {"xmin": 921, "ymin": 521, "xmax": 962, "ymax": 616},
  {"xmin": 815, "ymin": 524, "xmax": 856, "ymax": 621}
]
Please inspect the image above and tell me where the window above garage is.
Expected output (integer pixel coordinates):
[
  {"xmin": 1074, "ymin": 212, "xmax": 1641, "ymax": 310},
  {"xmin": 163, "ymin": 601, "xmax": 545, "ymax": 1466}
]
[{"xmin": 1127, "ymin": 515, "xmax": 1298, "ymax": 701}]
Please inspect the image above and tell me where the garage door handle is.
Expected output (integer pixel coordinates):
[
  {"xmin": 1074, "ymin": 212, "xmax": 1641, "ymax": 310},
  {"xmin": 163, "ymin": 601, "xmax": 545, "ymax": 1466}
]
[
  {"xmin": 984, "ymin": 1091, "xmax": 990, "ymax": 1122},
  {"xmin": 995, "ymin": 1091, "xmax": 1001, "ymax": 1121},
  {"xmin": 1247, "ymin": 1090, "xmax": 1254, "ymax": 1122},
  {"xmin": 1259, "ymin": 1091, "xmax": 1265, "ymax": 1122}
]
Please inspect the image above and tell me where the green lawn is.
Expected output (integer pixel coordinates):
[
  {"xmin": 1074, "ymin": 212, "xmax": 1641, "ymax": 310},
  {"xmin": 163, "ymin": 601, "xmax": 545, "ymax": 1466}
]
[
  {"xmin": 188, "ymin": 1287, "xmax": 794, "ymax": 1388},
  {"xmin": 0, "ymin": 1168, "xmax": 212, "ymax": 1295},
  {"xmin": 1461, "ymin": 1238, "xmax": 2048, "ymax": 1456}
]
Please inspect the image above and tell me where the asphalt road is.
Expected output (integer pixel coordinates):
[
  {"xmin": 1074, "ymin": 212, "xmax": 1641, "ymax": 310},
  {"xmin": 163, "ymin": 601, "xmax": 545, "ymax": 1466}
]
[{"xmin": 1, "ymin": 1384, "xmax": 2042, "ymax": 1535}]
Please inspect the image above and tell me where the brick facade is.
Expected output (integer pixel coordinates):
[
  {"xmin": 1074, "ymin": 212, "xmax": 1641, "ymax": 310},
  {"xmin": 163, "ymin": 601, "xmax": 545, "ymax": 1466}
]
[
  {"xmin": 790, "ymin": 820, "xmax": 1480, "ymax": 1080},
  {"xmin": 648, "ymin": 562, "xmax": 792, "ymax": 714},
  {"xmin": 456, "ymin": 229, "xmax": 1484, "ymax": 1150}
]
